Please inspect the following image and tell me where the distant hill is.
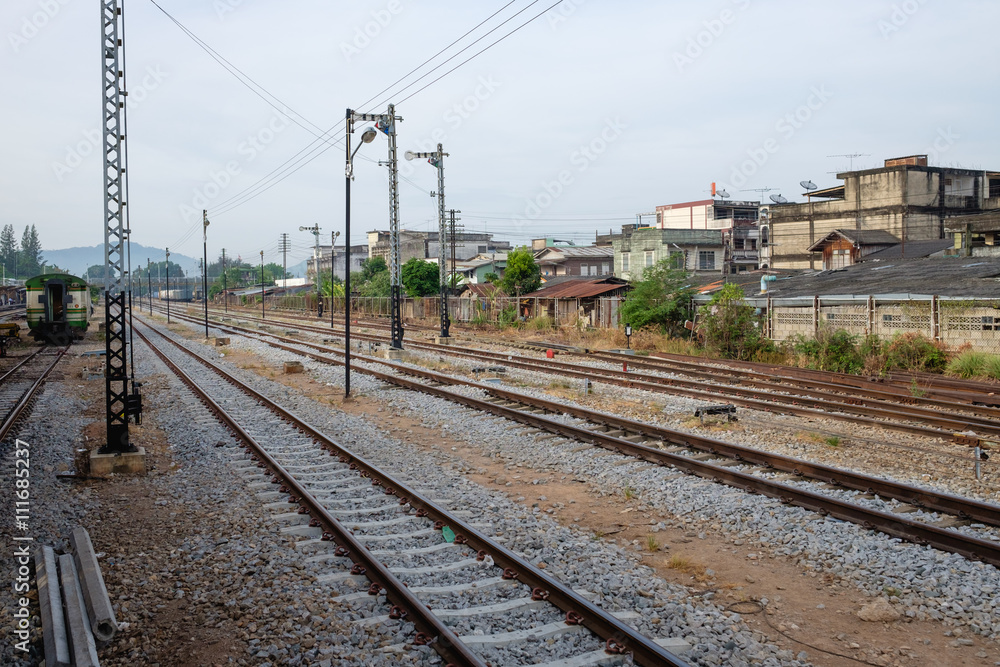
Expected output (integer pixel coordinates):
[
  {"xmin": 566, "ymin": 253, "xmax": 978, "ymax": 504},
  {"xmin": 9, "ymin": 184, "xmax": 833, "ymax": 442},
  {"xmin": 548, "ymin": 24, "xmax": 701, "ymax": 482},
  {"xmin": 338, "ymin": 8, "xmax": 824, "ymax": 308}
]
[{"xmin": 43, "ymin": 243, "xmax": 200, "ymax": 277}]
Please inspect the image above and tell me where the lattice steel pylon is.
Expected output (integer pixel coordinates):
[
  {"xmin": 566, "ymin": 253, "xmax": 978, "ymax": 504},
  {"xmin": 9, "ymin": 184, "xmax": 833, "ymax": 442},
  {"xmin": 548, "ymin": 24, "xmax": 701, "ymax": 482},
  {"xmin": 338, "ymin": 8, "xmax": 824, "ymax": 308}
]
[
  {"xmin": 379, "ymin": 104, "xmax": 404, "ymax": 349},
  {"xmin": 100, "ymin": 0, "xmax": 137, "ymax": 453}
]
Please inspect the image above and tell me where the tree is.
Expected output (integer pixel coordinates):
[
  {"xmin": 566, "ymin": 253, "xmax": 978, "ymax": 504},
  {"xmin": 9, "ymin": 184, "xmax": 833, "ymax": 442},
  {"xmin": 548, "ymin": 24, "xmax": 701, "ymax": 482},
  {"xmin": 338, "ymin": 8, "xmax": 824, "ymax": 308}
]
[
  {"xmin": 19, "ymin": 225, "xmax": 43, "ymax": 277},
  {"xmin": 619, "ymin": 258, "xmax": 694, "ymax": 333},
  {"xmin": 0, "ymin": 224, "xmax": 16, "ymax": 278},
  {"xmin": 361, "ymin": 256, "xmax": 387, "ymax": 280},
  {"xmin": 499, "ymin": 247, "xmax": 540, "ymax": 297},
  {"xmin": 483, "ymin": 271, "xmax": 499, "ymax": 284},
  {"xmin": 357, "ymin": 270, "xmax": 390, "ymax": 298},
  {"xmin": 699, "ymin": 283, "xmax": 771, "ymax": 360},
  {"xmin": 401, "ymin": 257, "xmax": 439, "ymax": 297}
]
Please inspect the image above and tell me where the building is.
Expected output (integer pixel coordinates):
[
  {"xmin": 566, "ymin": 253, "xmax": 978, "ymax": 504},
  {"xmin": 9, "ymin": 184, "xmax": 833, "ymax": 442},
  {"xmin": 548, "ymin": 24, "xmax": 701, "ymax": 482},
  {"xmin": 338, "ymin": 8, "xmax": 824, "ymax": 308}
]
[
  {"xmin": 306, "ymin": 245, "xmax": 369, "ymax": 283},
  {"xmin": 367, "ymin": 230, "xmax": 510, "ymax": 266},
  {"xmin": 944, "ymin": 210, "xmax": 1000, "ymax": 257},
  {"xmin": 653, "ymin": 199, "xmax": 760, "ymax": 272},
  {"xmin": 768, "ymin": 155, "xmax": 1000, "ymax": 269},
  {"xmin": 612, "ymin": 227, "xmax": 726, "ymax": 280},
  {"xmin": 534, "ymin": 246, "xmax": 614, "ymax": 278}
]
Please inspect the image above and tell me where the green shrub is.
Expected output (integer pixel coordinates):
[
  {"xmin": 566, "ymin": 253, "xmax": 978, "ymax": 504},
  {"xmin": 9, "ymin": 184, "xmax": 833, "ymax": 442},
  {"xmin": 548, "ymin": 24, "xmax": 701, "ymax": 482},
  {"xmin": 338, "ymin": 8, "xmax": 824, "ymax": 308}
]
[
  {"xmin": 946, "ymin": 350, "xmax": 988, "ymax": 378},
  {"xmin": 699, "ymin": 284, "xmax": 769, "ymax": 360},
  {"xmin": 884, "ymin": 333, "xmax": 947, "ymax": 373},
  {"xmin": 986, "ymin": 355, "xmax": 1000, "ymax": 381}
]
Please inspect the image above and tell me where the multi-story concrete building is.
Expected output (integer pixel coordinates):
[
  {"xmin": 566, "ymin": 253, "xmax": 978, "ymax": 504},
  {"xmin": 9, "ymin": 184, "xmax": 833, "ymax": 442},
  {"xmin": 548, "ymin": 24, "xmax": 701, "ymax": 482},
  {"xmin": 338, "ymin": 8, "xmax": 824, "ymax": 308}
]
[
  {"xmin": 367, "ymin": 230, "xmax": 510, "ymax": 266},
  {"xmin": 767, "ymin": 155, "xmax": 1000, "ymax": 269},
  {"xmin": 306, "ymin": 244, "xmax": 369, "ymax": 283},
  {"xmin": 612, "ymin": 227, "xmax": 725, "ymax": 281},
  {"xmin": 654, "ymin": 198, "xmax": 760, "ymax": 272}
]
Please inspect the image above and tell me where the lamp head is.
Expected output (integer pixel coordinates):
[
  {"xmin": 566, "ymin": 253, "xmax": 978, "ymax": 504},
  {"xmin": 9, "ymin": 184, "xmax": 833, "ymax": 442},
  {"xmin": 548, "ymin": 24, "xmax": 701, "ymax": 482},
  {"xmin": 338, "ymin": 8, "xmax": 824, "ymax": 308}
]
[
  {"xmin": 404, "ymin": 150, "xmax": 416, "ymax": 161},
  {"xmin": 360, "ymin": 127, "xmax": 377, "ymax": 144}
]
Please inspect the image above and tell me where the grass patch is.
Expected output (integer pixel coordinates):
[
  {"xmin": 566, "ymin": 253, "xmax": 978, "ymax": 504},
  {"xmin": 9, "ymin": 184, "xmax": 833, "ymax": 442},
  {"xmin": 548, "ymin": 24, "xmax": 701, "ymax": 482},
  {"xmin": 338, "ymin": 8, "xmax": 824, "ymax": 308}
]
[
  {"xmin": 947, "ymin": 350, "xmax": 989, "ymax": 379},
  {"xmin": 824, "ymin": 436, "xmax": 841, "ymax": 448},
  {"xmin": 645, "ymin": 535, "xmax": 661, "ymax": 552},
  {"xmin": 666, "ymin": 554, "xmax": 709, "ymax": 580},
  {"xmin": 622, "ymin": 484, "xmax": 637, "ymax": 501}
]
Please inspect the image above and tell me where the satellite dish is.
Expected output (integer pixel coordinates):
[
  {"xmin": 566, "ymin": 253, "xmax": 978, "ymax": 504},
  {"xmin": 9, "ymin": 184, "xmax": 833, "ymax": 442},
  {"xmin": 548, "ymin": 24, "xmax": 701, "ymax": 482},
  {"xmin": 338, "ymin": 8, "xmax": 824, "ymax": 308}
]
[
  {"xmin": 717, "ymin": 189, "xmax": 730, "ymax": 198},
  {"xmin": 769, "ymin": 194, "xmax": 788, "ymax": 204},
  {"xmin": 799, "ymin": 180, "xmax": 817, "ymax": 190}
]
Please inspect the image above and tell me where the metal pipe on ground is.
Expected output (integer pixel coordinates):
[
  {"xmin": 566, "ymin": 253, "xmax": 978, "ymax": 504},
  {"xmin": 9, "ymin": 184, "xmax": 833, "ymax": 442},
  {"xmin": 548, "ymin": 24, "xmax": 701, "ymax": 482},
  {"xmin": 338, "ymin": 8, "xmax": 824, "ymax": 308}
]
[
  {"xmin": 35, "ymin": 546, "xmax": 70, "ymax": 667},
  {"xmin": 70, "ymin": 527, "xmax": 118, "ymax": 642},
  {"xmin": 58, "ymin": 553, "xmax": 100, "ymax": 667}
]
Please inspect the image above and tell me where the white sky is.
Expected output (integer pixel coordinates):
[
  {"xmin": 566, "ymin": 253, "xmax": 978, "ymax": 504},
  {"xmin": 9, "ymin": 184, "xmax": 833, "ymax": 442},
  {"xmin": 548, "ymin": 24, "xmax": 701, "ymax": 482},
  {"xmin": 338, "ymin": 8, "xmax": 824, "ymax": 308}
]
[{"xmin": 2, "ymin": 0, "xmax": 997, "ymax": 268}]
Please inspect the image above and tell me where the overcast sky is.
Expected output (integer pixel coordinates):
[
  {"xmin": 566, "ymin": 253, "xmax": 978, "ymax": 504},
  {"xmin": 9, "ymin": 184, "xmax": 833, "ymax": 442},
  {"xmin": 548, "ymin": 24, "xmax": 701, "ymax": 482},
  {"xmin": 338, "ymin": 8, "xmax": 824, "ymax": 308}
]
[{"xmin": 3, "ymin": 0, "xmax": 997, "ymax": 268}]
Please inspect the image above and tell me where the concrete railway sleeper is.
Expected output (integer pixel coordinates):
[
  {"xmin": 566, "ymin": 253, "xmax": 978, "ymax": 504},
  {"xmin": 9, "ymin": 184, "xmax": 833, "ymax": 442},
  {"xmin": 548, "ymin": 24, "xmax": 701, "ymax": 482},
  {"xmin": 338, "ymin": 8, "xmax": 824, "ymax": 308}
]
[
  {"xmin": 133, "ymin": 321, "xmax": 691, "ymax": 667},
  {"xmin": 142, "ymin": 313, "xmax": 1000, "ymax": 570}
]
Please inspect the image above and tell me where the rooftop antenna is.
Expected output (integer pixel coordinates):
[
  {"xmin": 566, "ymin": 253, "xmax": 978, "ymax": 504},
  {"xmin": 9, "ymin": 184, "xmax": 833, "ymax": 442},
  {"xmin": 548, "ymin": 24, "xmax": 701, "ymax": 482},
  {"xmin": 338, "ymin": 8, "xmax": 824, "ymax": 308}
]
[
  {"xmin": 742, "ymin": 187, "xmax": 775, "ymax": 202},
  {"xmin": 827, "ymin": 153, "xmax": 870, "ymax": 171}
]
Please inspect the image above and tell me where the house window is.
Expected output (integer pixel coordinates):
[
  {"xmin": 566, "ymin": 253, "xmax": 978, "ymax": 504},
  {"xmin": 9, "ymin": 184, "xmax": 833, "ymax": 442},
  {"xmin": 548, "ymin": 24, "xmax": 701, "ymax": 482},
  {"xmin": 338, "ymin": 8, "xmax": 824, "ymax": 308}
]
[
  {"xmin": 670, "ymin": 251, "xmax": 684, "ymax": 269},
  {"xmin": 983, "ymin": 316, "xmax": 997, "ymax": 331},
  {"xmin": 656, "ymin": 212, "xmax": 662, "ymax": 226},
  {"xmin": 621, "ymin": 252, "xmax": 630, "ymax": 272},
  {"xmin": 580, "ymin": 265, "xmax": 589, "ymax": 276},
  {"xmin": 645, "ymin": 251, "xmax": 654, "ymax": 267},
  {"xmin": 601, "ymin": 262, "xmax": 610, "ymax": 274},
  {"xmin": 698, "ymin": 251, "xmax": 715, "ymax": 270}
]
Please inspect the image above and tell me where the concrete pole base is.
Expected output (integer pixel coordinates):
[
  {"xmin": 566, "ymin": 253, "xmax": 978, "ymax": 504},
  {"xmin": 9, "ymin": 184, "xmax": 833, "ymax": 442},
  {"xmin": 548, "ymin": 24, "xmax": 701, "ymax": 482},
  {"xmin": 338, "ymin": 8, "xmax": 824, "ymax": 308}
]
[
  {"xmin": 435, "ymin": 336, "xmax": 452, "ymax": 345},
  {"xmin": 383, "ymin": 348, "xmax": 405, "ymax": 361},
  {"xmin": 89, "ymin": 447, "xmax": 146, "ymax": 477}
]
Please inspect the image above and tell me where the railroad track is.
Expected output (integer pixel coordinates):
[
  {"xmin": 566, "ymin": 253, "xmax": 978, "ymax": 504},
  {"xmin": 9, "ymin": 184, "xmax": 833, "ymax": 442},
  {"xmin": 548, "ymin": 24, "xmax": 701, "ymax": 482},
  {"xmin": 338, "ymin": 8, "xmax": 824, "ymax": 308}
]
[
  {"xmin": 162, "ymin": 304, "xmax": 1000, "ymax": 441},
  {"xmin": 140, "ymin": 312, "xmax": 1000, "ymax": 569},
  {"xmin": 0, "ymin": 346, "xmax": 67, "ymax": 441},
  {"xmin": 133, "ymin": 320, "xmax": 691, "ymax": 667}
]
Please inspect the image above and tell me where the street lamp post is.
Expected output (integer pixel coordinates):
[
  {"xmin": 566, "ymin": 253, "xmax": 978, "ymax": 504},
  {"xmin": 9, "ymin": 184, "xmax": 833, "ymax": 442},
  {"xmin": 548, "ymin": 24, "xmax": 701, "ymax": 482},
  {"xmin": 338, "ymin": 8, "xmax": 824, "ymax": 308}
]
[
  {"xmin": 404, "ymin": 143, "xmax": 451, "ymax": 339},
  {"xmin": 203, "ymin": 210, "xmax": 210, "ymax": 338},
  {"xmin": 147, "ymin": 258, "xmax": 151, "ymax": 315},
  {"xmin": 345, "ymin": 111, "xmax": 379, "ymax": 398},
  {"xmin": 165, "ymin": 248, "xmax": 171, "ymax": 324},
  {"xmin": 260, "ymin": 251, "xmax": 265, "ymax": 320}
]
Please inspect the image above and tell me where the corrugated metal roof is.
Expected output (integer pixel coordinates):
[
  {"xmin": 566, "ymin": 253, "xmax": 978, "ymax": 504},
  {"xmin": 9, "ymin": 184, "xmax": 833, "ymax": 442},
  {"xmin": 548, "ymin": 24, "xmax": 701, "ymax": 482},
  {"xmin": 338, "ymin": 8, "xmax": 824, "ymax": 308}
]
[{"xmin": 525, "ymin": 278, "xmax": 629, "ymax": 298}]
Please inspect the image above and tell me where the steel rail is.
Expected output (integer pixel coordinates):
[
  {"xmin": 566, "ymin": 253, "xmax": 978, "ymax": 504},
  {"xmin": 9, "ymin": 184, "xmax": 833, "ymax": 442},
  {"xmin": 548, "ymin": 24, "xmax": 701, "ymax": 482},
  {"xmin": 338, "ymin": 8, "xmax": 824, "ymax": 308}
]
[
  {"xmin": 644, "ymin": 351, "xmax": 1000, "ymax": 406},
  {"xmin": 134, "ymin": 325, "xmax": 489, "ymax": 667},
  {"xmin": 0, "ymin": 347, "xmax": 45, "ymax": 385},
  {"xmin": 135, "ymin": 320, "xmax": 689, "ymax": 667},
  {"xmin": 163, "ymin": 306, "xmax": 998, "ymax": 439},
  {"xmin": 0, "ymin": 348, "xmax": 66, "ymax": 442},
  {"xmin": 586, "ymin": 350, "xmax": 1000, "ymax": 424},
  {"xmin": 150, "ymin": 316, "xmax": 1000, "ymax": 569},
  {"xmin": 232, "ymin": 323, "xmax": 1000, "ymax": 527}
]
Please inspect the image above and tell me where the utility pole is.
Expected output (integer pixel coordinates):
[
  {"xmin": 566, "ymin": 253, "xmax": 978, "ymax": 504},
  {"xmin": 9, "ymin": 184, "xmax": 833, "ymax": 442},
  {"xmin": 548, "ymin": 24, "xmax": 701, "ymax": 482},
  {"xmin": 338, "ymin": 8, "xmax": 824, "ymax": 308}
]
[
  {"xmin": 379, "ymin": 105, "xmax": 404, "ymax": 350},
  {"xmin": 221, "ymin": 248, "xmax": 227, "ymax": 313},
  {"xmin": 203, "ymin": 210, "xmax": 210, "ymax": 338},
  {"xmin": 260, "ymin": 250, "xmax": 265, "ymax": 320},
  {"xmin": 331, "ymin": 230, "xmax": 340, "ymax": 330},
  {"xmin": 448, "ymin": 209, "xmax": 463, "ymax": 292},
  {"xmin": 146, "ymin": 258, "xmax": 151, "ymax": 315},
  {"xmin": 165, "ymin": 248, "xmax": 171, "ymax": 324},
  {"xmin": 404, "ymin": 144, "xmax": 451, "ymax": 338},
  {"xmin": 278, "ymin": 232, "xmax": 291, "ymax": 291},
  {"xmin": 298, "ymin": 225, "xmax": 320, "ymax": 312},
  {"xmin": 100, "ymin": 0, "xmax": 140, "ymax": 454}
]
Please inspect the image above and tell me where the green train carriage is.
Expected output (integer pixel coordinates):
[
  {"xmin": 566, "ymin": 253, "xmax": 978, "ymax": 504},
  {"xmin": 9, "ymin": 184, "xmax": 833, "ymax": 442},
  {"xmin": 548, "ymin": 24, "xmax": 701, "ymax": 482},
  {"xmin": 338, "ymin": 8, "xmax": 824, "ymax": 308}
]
[{"xmin": 26, "ymin": 273, "xmax": 92, "ymax": 343}]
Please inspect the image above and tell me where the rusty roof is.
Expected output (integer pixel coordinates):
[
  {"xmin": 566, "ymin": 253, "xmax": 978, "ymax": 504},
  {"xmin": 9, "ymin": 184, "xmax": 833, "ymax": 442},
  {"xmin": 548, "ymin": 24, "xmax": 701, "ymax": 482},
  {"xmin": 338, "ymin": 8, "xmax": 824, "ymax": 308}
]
[{"xmin": 525, "ymin": 277, "xmax": 630, "ymax": 299}]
